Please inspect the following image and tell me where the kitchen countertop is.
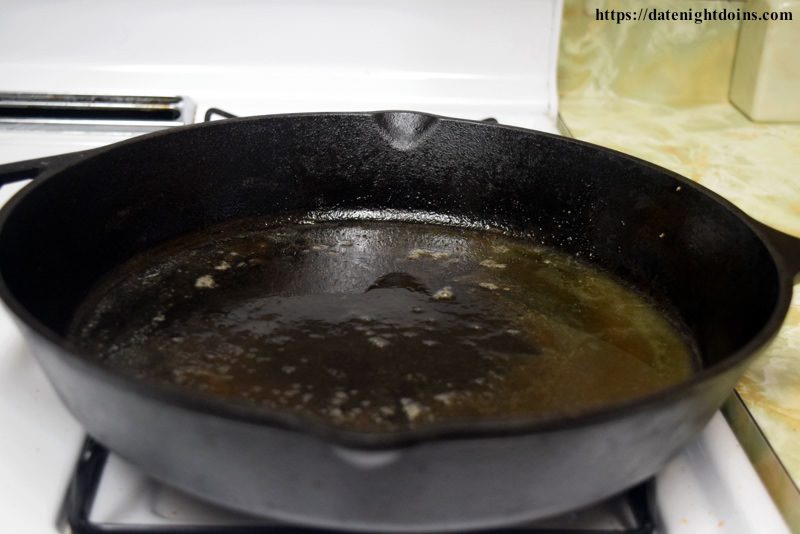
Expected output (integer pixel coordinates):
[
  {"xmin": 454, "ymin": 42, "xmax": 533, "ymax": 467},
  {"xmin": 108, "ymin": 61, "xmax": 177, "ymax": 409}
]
[{"xmin": 559, "ymin": 95, "xmax": 800, "ymax": 485}]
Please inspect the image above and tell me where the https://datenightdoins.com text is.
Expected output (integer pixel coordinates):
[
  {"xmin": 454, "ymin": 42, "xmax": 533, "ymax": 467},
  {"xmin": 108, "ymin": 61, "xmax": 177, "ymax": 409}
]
[{"xmin": 596, "ymin": 6, "xmax": 793, "ymax": 24}]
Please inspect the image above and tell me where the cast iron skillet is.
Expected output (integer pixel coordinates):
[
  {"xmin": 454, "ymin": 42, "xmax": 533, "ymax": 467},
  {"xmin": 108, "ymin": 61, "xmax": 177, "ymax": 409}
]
[{"xmin": 0, "ymin": 111, "xmax": 798, "ymax": 531}]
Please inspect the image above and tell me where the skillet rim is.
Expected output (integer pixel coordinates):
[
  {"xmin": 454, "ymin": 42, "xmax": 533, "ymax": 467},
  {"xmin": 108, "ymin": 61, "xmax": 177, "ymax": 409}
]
[{"xmin": 0, "ymin": 110, "xmax": 793, "ymax": 449}]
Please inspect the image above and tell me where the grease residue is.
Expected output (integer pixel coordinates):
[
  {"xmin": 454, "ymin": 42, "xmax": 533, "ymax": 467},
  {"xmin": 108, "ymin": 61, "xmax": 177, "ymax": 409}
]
[{"xmin": 70, "ymin": 219, "xmax": 697, "ymax": 432}]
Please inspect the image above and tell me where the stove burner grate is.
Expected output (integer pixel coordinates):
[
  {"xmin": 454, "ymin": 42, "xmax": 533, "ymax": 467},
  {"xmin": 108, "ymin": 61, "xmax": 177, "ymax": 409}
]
[{"xmin": 64, "ymin": 438, "xmax": 655, "ymax": 534}]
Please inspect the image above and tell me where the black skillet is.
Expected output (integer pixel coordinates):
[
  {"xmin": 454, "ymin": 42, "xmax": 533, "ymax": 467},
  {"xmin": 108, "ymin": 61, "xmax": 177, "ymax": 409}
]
[{"xmin": 0, "ymin": 111, "xmax": 798, "ymax": 531}]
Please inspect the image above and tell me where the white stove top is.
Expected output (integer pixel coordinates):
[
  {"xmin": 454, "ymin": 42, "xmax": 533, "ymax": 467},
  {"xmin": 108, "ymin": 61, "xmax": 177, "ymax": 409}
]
[{"xmin": 0, "ymin": 0, "xmax": 562, "ymax": 127}]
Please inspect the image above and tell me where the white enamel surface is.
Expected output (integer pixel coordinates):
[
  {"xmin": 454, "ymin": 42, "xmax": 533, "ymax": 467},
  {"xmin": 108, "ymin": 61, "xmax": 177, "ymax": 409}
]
[
  {"xmin": 656, "ymin": 413, "xmax": 790, "ymax": 534},
  {"xmin": 0, "ymin": 0, "xmax": 562, "ymax": 124}
]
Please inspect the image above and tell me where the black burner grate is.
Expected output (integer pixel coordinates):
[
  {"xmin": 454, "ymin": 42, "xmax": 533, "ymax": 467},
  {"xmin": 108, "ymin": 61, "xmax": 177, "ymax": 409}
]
[
  {"xmin": 204, "ymin": 107, "xmax": 238, "ymax": 121},
  {"xmin": 64, "ymin": 434, "xmax": 655, "ymax": 533}
]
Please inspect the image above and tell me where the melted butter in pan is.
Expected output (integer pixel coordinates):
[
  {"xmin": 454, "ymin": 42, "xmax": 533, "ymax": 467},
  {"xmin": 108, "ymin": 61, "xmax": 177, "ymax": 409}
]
[{"xmin": 70, "ymin": 220, "xmax": 698, "ymax": 432}]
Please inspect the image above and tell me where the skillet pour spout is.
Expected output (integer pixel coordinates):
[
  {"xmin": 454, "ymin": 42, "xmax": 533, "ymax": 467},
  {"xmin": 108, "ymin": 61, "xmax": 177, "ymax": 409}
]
[{"xmin": 0, "ymin": 111, "xmax": 798, "ymax": 531}]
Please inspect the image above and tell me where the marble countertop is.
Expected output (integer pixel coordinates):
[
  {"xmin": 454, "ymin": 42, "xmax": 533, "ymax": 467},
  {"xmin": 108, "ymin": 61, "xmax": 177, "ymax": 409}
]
[{"xmin": 559, "ymin": 95, "xmax": 800, "ymax": 482}]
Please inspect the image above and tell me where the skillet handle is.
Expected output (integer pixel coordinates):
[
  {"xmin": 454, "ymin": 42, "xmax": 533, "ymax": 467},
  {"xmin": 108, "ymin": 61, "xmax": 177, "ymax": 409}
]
[
  {"xmin": 0, "ymin": 150, "xmax": 90, "ymax": 186},
  {"xmin": 751, "ymin": 218, "xmax": 800, "ymax": 280}
]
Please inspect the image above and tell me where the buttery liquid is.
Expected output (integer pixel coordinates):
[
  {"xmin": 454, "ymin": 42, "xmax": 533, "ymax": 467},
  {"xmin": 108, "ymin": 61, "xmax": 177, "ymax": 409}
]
[{"xmin": 70, "ymin": 219, "xmax": 697, "ymax": 432}]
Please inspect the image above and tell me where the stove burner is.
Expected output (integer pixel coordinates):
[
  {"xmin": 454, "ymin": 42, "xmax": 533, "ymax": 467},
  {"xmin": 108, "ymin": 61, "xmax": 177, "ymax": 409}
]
[
  {"xmin": 63, "ymin": 438, "xmax": 655, "ymax": 534},
  {"xmin": 204, "ymin": 108, "xmax": 237, "ymax": 122}
]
